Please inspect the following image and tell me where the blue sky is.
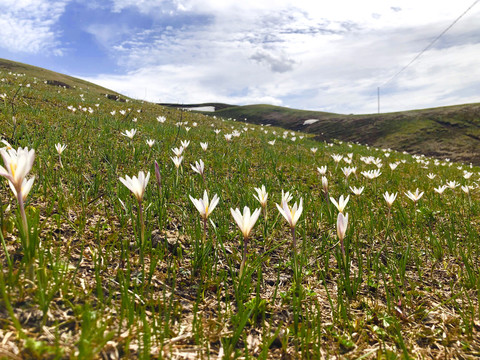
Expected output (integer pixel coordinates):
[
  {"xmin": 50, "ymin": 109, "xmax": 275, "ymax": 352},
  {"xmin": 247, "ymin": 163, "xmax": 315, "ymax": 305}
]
[{"xmin": 1, "ymin": 0, "xmax": 480, "ymax": 114}]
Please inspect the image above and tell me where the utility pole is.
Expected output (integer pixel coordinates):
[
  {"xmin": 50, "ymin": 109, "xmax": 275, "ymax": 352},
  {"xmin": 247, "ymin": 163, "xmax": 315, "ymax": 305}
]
[{"xmin": 377, "ymin": 87, "xmax": 380, "ymax": 114}]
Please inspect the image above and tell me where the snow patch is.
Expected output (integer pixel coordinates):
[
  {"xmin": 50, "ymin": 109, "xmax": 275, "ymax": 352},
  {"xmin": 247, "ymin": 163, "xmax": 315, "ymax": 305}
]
[{"xmin": 184, "ymin": 106, "xmax": 215, "ymax": 112}]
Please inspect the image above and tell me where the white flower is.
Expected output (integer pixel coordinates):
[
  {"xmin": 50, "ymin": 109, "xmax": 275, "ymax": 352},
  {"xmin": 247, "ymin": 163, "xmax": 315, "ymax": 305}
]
[
  {"xmin": 189, "ymin": 190, "xmax": 219, "ymax": 220},
  {"xmin": 434, "ymin": 185, "xmax": 447, "ymax": 194},
  {"xmin": 119, "ymin": 171, "xmax": 150, "ymax": 202},
  {"xmin": 330, "ymin": 194, "xmax": 349, "ymax": 213},
  {"xmin": 0, "ymin": 147, "xmax": 35, "ymax": 194},
  {"xmin": 342, "ymin": 167, "xmax": 356, "ymax": 178},
  {"xmin": 337, "ymin": 212, "xmax": 348, "ymax": 241},
  {"xmin": 146, "ymin": 139, "xmax": 155, "ymax": 148},
  {"xmin": 55, "ymin": 143, "xmax": 67, "ymax": 155},
  {"xmin": 280, "ymin": 190, "xmax": 293, "ymax": 205},
  {"xmin": 1, "ymin": 139, "xmax": 13, "ymax": 150},
  {"xmin": 427, "ymin": 173, "xmax": 436, "ymax": 180},
  {"xmin": 276, "ymin": 197, "xmax": 303, "ymax": 228},
  {"xmin": 383, "ymin": 191, "xmax": 397, "ymax": 207},
  {"xmin": 180, "ymin": 140, "xmax": 190, "ymax": 149},
  {"xmin": 171, "ymin": 156, "xmax": 183, "ymax": 168},
  {"xmin": 350, "ymin": 186, "xmax": 364, "ymax": 196},
  {"xmin": 317, "ymin": 166, "xmax": 327, "ymax": 175},
  {"xmin": 446, "ymin": 180, "xmax": 459, "ymax": 189},
  {"xmin": 200, "ymin": 142, "xmax": 208, "ymax": 151},
  {"xmin": 8, "ymin": 176, "xmax": 35, "ymax": 202},
  {"xmin": 230, "ymin": 206, "xmax": 261, "ymax": 239},
  {"xmin": 310, "ymin": 147, "xmax": 317, "ymax": 153},
  {"xmin": 190, "ymin": 159, "xmax": 205, "ymax": 176},
  {"xmin": 268, "ymin": 140, "xmax": 276, "ymax": 145},
  {"xmin": 253, "ymin": 185, "xmax": 268, "ymax": 208},
  {"xmin": 157, "ymin": 116, "xmax": 166, "ymax": 123},
  {"xmin": 405, "ymin": 188, "xmax": 424, "ymax": 202},
  {"xmin": 322, "ymin": 176, "xmax": 328, "ymax": 193},
  {"xmin": 121, "ymin": 129, "xmax": 137, "ymax": 139},
  {"xmin": 171, "ymin": 146, "xmax": 184, "ymax": 157},
  {"xmin": 361, "ymin": 169, "xmax": 382, "ymax": 179},
  {"xmin": 389, "ymin": 163, "xmax": 399, "ymax": 171},
  {"xmin": 331, "ymin": 154, "xmax": 343, "ymax": 163}
]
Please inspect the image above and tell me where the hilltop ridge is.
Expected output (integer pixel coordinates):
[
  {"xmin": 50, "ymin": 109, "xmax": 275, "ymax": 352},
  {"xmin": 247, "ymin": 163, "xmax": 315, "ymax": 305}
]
[{"xmin": 166, "ymin": 102, "xmax": 480, "ymax": 165}]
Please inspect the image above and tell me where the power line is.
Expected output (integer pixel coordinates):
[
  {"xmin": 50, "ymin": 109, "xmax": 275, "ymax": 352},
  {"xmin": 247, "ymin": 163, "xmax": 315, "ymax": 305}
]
[{"xmin": 381, "ymin": 0, "xmax": 480, "ymax": 88}]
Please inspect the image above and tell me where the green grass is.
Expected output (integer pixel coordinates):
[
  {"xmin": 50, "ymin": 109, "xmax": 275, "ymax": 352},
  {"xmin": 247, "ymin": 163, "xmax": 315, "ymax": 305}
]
[
  {"xmin": 0, "ymin": 58, "xmax": 122, "ymax": 99},
  {"xmin": 171, "ymin": 101, "xmax": 480, "ymax": 166},
  {"xmin": 0, "ymin": 59, "xmax": 480, "ymax": 359}
]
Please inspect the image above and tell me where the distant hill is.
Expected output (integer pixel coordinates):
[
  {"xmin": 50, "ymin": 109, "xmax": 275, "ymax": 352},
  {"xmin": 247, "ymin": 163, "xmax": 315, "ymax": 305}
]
[{"xmin": 166, "ymin": 102, "xmax": 480, "ymax": 165}]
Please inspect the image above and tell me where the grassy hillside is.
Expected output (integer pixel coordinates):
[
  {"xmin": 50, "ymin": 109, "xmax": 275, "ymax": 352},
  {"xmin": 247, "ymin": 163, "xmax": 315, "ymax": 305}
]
[
  {"xmin": 0, "ymin": 58, "xmax": 122, "ymax": 99},
  {"xmin": 0, "ymin": 59, "xmax": 480, "ymax": 359},
  {"xmin": 188, "ymin": 103, "xmax": 480, "ymax": 165}
]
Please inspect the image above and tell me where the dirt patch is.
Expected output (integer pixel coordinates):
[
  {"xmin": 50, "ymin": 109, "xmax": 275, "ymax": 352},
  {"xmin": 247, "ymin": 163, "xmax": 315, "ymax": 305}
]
[
  {"xmin": 45, "ymin": 80, "xmax": 71, "ymax": 89},
  {"xmin": 104, "ymin": 93, "xmax": 127, "ymax": 102}
]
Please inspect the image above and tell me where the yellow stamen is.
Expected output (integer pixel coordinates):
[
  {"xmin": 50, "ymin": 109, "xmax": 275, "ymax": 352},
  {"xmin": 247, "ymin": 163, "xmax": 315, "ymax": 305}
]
[{"xmin": 10, "ymin": 162, "xmax": 17, "ymax": 177}]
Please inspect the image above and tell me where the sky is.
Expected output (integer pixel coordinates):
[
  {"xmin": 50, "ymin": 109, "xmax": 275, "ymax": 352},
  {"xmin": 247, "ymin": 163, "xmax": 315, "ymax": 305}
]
[{"xmin": 1, "ymin": 0, "xmax": 480, "ymax": 114}]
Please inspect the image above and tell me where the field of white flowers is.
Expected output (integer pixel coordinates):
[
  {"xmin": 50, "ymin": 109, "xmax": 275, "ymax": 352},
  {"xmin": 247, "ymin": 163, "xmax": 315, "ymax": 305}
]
[{"xmin": 0, "ymin": 68, "xmax": 479, "ymax": 359}]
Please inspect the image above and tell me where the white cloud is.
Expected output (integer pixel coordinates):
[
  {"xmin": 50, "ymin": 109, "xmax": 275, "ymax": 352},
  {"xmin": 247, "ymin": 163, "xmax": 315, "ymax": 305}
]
[
  {"xmin": 84, "ymin": 23, "xmax": 134, "ymax": 50},
  {"xmin": 0, "ymin": 0, "xmax": 69, "ymax": 54},
  {"xmin": 81, "ymin": 62, "xmax": 284, "ymax": 105},
  {"xmin": 250, "ymin": 50, "xmax": 296, "ymax": 73},
  {"xmin": 110, "ymin": 0, "xmax": 181, "ymax": 14},
  {"xmin": 79, "ymin": 0, "xmax": 480, "ymax": 113}
]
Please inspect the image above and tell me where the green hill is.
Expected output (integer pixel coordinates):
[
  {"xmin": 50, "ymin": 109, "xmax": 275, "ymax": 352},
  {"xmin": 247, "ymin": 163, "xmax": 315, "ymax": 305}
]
[
  {"xmin": 174, "ymin": 102, "xmax": 480, "ymax": 165},
  {"xmin": 0, "ymin": 58, "xmax": 122, "ymax": 99}
]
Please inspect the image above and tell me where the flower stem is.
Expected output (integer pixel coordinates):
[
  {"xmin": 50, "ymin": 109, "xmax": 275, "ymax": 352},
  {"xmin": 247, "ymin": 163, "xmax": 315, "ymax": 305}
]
[
  {"xmin": 340, "ymin": 238, "xmax": 346, "ymax": 266},
  {"xmin": 17, "ymin": 190, "xmax": 34, "ymax": 280},
  {"xmin": 17, "ymin": 191, "xmax": 29, "ymax": 252},
  {"xmin": 138, "ymin": 200, "xmax": 145, "ymax": 268},
  {"xmin": 203, "ymin": 217, "xmax": 207, "ymax": 243},
  {"xmin": 240, "ymin": 235, "xmax": 248, "ymax": 278},
  {"xmin": 385, "ymin": 207, "xmax": 391, "ymax": 241},
  {"xmin": 291, "ymin": 227, "xmax": 296, "ymax": 254}
]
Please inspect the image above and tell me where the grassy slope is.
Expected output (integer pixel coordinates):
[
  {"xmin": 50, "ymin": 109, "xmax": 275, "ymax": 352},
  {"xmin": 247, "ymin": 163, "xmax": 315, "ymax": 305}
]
[
  {"xmin": 0, "ymin": 58, "xmax": 121, "ymax": 98},
  {"xmin": 199, "ymin": 103, "xmax": 480, "ymax": 165},
  {"xmin": 1, "ymin": 59, "xmax": 480, "ymax": 359}
]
